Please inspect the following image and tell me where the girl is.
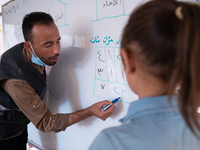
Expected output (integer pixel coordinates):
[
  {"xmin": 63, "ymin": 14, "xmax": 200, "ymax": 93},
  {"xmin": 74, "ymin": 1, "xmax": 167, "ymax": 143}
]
[{"xmin": 89, "ymin": 0, "xmax": 200, "ymax": 149}]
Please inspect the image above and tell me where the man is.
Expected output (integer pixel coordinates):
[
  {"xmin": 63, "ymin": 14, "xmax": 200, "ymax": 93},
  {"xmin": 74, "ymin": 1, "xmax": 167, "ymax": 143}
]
[{"xmin": 0, "ymin": 12, "xmax": 114, "ymax": 150}]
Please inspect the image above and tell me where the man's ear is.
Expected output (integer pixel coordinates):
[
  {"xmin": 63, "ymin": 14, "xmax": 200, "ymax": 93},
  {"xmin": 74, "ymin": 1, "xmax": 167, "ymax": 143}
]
[
  {"xmin": 121, "ymin": 48, "xmax": 135, "ymax": 73},
  {"xmin": 24, "ymin": 41, "xmax": 33, "ymax": 55}
]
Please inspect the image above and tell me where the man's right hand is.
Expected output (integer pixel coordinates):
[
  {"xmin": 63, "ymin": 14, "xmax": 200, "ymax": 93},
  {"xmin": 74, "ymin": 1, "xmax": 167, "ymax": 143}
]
[{"xmin": 88, "ymin": 100, "xmax": 115, "ymax": 121}]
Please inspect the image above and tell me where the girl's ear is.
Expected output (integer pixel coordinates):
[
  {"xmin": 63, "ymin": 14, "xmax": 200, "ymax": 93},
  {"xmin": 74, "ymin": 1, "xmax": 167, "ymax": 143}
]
[{"xmin": 121, "ymin": 48, "xmax": 136, "ymax": 74}]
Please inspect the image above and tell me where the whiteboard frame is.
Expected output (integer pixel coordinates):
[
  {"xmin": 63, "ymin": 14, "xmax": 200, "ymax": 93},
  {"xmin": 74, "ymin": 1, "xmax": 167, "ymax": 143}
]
[{"xmin": 2, "ymin": 0, "xmax": 15, "ymax": 8}]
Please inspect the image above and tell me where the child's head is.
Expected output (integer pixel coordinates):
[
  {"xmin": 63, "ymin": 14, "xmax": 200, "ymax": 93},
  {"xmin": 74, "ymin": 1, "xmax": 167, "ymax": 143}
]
[{"xmin": 121, "ymin": 0, "xmax": 200, "ymax": 137}]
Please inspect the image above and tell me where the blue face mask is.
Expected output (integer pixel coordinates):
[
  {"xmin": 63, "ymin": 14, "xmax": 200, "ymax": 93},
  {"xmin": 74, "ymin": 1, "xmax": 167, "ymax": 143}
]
[{"xmin": 29, "ymin": 42, "xmax": 46, "ymax": 66}]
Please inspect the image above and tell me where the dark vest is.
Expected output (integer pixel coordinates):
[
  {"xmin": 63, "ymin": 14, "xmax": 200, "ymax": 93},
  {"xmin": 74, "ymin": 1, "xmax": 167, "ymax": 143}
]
[{"xmin": 0, "ymin": 42, "xmax": 47, "ymax": 140}]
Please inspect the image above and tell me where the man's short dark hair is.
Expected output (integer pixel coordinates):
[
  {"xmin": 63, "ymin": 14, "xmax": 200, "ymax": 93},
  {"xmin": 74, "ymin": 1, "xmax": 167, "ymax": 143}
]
[{"xmin": 22, "ymin": 12, "xmax": 54, "ymax": 42}]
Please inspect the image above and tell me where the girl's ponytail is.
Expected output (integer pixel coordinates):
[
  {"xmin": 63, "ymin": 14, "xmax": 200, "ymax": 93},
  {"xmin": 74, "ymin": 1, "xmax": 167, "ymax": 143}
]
[{"xmin": 175, "ymin": 3, "xmax": 200, "ymax": 138}]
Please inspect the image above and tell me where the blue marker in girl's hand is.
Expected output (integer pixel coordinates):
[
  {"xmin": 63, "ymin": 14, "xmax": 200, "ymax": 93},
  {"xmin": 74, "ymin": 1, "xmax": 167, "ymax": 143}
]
[{"xmin": 101, "ymin": 97, "xmax": 121, "ymax": 112}]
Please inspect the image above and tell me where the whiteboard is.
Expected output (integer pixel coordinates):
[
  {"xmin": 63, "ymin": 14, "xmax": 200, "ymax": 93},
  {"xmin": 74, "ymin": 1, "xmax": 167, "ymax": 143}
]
[{"xmin": 1, "ymin": 0, "xmax": 146, "ymax": 149}]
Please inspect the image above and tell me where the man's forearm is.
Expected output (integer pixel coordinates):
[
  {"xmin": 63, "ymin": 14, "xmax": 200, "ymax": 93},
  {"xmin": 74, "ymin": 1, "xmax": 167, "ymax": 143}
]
[
  {"xmin": 68, "ymin": 107, "xmax": 92, "ymax": 127},
  {"xmin": 67, "ymin": 100, "xmax": 114, "ymax": 127}
]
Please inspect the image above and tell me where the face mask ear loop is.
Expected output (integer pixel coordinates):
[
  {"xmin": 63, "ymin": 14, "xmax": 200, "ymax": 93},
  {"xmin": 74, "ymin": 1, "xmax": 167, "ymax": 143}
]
[
  {"xmin": 28, "ymin": 41, "xmax": 46, "ymax": 65},
  {"xmin": 28, "ymin": 41, "xmax": 37, "ymax": 57}
]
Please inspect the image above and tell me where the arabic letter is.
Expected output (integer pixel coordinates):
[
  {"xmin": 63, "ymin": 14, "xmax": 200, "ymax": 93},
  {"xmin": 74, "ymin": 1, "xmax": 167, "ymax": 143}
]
[
  {"xmin": 96, "ymin": 36, "xmax": 100, "ymax": 43},
  {"xmin": 103, "ymin": 37, "xmax": 107, "ymax": 43},
  {"xmin": 90, "ymin": 38, "xmax": 96, "ymax": 43}
]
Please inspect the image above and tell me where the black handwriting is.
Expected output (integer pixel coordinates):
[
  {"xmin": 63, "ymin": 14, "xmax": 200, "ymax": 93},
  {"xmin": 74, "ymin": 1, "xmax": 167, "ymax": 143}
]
[
  {"xmin": 97, "ymin": 51, "xmax": 105, "ymax": 62},
  {"xmin": 97, "ymin": 68, "xmax": 103, "ymax": 77},
  {"xmin": 103, "ymin": 0, "xmax": 121, "ymax": 7},
  {"xmin": 5, "ymin": 3, "xmax": 20, "ymax": 15}
]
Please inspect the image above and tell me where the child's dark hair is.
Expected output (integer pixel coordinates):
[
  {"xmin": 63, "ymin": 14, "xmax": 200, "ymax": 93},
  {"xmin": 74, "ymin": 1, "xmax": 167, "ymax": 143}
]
[
  {"xmin": 121, "ymin": 0, "xmax": 200, "ymax": 137},
  {"xmin": 22, "ymin": 12, "xmax": 54, "ymax": 42}
]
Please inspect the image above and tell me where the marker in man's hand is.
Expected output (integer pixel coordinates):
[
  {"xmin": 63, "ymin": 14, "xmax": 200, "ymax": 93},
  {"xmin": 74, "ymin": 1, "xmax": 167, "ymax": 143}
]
[{"xmin": 101, "ymin": 97, "xmax": 121, "ymax": 112}]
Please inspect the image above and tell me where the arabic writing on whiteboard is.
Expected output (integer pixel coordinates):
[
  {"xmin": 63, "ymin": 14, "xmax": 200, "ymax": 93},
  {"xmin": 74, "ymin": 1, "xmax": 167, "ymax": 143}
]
[
  {"xmin": 94, "ymin": 46, "xmax": 134, "ymax": 104},
  {"xmin": 54, "ymin": 13, "xmax": 64, "ymax": 23},
  {"xmin": 4, "ymin": 3, "xmax": 20, "ymax": 15},
  {"xmin": 93, "ymin": 0, "xmax": 128, "ymax": 22},
  {"xmin": 47, "ymin": 0, "xmax": 69, "ymax": 28},
  {"xmin": 90, "ymin": 36, "xmax": 121, "ymax": 46},
  {"xmin": 103, "ymin": 0, "xmax": 122, "ymax": 7}
]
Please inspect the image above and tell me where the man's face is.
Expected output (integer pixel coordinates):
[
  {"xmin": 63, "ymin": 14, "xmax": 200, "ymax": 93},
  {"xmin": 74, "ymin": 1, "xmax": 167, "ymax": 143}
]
[{"xmin": 30, "ymin": 23, "xmax": 61, "ymax": 66}]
